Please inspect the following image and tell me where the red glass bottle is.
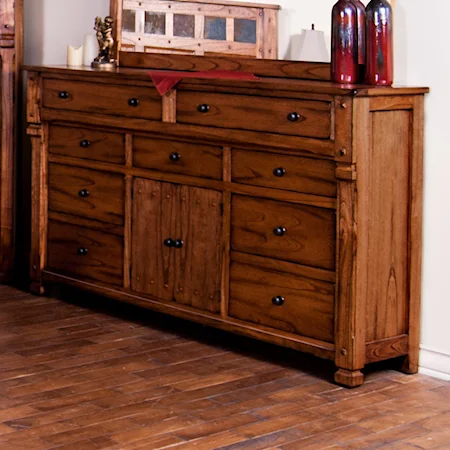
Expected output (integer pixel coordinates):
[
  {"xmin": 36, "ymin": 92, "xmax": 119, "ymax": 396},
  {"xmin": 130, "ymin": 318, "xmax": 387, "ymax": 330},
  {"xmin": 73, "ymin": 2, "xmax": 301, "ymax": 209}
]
[
  {"xmin": 331, "ymin": 0, "xmax": 358, "ymax": 84},
  {"xmin": 365, "ymin": 0, "xmax": 394, "ymax": 85},
  {"xmin": 350, "ymin": 0, "xmax": 366, "ymax": 81}
]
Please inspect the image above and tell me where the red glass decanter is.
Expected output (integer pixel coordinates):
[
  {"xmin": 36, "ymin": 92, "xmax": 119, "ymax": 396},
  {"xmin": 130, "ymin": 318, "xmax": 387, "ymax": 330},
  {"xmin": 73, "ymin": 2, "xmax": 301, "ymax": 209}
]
[
  {"xmin": 331, "ymin": 0, "xmax": 359, "ymax": 84},
  {"xmin": 349, "ymin": 0, "xmax": 366, "ymax": 82},
  {"xmin": 365, "ymin": 0, "xmax": 394, "ymax": 85}
]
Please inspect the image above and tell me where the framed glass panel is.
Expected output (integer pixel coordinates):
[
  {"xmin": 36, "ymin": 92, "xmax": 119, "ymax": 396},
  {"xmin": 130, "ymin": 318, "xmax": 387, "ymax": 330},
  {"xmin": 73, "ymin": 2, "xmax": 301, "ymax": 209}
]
[
  {"xmin": 205, "ymin": 17, "xmax": 226, "ymax": 41},
  {"xmin": 122, "ymin": 9, "xmax": 136, "ymax": 33},
  {"xmin": 145, "ymin": 12, "xmax": 166, "ymax": 35},
  {"xmin": 234, "ymin": 19, "xmax": 257, "ymax": 44},
  {"xmin": 174, "ymin": 14, "xmax": 195, "ymax": 38}
]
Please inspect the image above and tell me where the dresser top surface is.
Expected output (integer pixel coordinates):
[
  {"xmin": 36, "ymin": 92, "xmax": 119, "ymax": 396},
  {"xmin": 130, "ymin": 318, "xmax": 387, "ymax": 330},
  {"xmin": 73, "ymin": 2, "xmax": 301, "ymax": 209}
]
[{"xmin": 24, "ymin": 65, "xmax": 429, "ymax": 98}]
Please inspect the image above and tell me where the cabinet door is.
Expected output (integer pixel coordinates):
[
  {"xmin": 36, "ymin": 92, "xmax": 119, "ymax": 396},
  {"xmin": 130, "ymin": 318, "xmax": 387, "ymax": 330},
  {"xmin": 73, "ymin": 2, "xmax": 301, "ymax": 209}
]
[
  {"xmin": 131, "ymin": 178, "xmax": 177, "ymax": 301},
  {"xmin": 174, "ymin": 185, "xmax": 222, "ymax": 313},
  {"xmin": 132, "ymin": 178, "xmax": 222, "ymax": 313}
]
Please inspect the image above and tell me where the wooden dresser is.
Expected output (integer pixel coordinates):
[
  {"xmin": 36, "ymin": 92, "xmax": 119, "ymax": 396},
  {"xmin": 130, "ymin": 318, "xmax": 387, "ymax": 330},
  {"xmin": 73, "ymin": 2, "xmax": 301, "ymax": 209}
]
[
  {"xmin": 25, "ymin": 64, "xmax": 427, "ymax": 387},
  {"xmin": 0, "ymin": 0, "xmax": 22, "ymax": 282}
]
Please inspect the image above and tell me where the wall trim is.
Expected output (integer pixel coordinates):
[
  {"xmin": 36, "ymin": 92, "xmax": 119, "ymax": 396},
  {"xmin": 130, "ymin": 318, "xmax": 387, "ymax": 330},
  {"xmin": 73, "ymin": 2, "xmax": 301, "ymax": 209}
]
[{"xmin": 419, "ymin": 346, "xmax": 450, "ymax": 381}]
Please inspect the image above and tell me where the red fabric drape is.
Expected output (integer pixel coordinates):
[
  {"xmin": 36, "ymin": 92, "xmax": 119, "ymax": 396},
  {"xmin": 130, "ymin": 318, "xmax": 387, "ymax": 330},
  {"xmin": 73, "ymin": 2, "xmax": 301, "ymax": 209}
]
[{"xmin": 149, "ymin": 70, "xmax": 259, "ymax": 95}]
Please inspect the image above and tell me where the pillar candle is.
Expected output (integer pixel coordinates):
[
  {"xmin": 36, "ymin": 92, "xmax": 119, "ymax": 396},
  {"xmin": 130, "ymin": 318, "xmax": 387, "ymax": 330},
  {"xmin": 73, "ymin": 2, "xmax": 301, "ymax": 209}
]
[
  {"xmin": 67, "ymin": 45, "xmax": 84, "ymax": 66},
  {"xmin": 83, "ymin": 34, "xmax": 98, "ymax": 66}
]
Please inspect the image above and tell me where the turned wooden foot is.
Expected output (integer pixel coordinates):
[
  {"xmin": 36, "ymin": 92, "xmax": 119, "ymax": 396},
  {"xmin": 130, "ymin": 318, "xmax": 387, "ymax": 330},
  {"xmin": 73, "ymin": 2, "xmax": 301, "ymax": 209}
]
[
  {"xmin": 30, "ymin": 281, "xmax": 45, "ymax": 296},
  {"xmin": 334, "ymin": 369, "xmax": 364, "ymax": 388},
  {"xmin": 400, "ymin": 354, "xmax": 419, "ymax": 375}
]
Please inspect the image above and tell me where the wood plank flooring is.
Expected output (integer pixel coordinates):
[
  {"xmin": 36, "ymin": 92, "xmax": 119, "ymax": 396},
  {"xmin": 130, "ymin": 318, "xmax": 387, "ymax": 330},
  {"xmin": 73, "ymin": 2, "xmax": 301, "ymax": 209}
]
[{"xmin": 0, "ymin": 284, "xmax": 448, "ymax": 449}]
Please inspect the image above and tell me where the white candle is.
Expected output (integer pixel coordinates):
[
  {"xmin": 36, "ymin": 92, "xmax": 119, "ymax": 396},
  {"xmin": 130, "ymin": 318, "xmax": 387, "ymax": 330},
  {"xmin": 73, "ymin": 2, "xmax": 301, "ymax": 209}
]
[
  {"xmin": 83, "ymin": 34, "xmax": 98, "ymax": 66},
  {"xmin": 67, "ymin": 45, "xmax": 84, "ymax": 66}
]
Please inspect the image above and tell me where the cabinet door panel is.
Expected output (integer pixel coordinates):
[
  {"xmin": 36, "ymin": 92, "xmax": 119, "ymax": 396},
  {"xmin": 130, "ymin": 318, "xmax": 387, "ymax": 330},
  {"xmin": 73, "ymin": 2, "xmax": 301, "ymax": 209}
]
[
  {"xmin": 174, "ymin": 186, "xmax": 222, "ymax": 313},
  {"xmin": 131, "ymin": 178, "xmax": 177, "ymax": 301}
]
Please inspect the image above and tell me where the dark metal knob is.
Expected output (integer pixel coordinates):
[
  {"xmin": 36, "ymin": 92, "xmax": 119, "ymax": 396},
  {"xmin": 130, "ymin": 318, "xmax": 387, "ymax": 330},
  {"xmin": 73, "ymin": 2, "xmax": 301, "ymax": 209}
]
[
  {"xmin": 77, "ymin": 247, "xmax": 88, "ymax": 256},
  {"xmin": 273, "ymin": 226, "xmax": 286, "ymax": 237},
  {"xmin": 78, "ymin": 189, "xmax": 90, "ymax": 198},
  {"xmin": 174, "ymin": 239, "xmax": 184, "ymax": 249},
  {"xmin": 273, "ymin": 167, "xmax": 286, "ymax": 177},
  {"xmin": 58, "ymin": 91, "xmax": 69, "ymax": 99},
  {"xmin": 272, "ymin": 296, "xmax": 285, "ymax": 306},
  {"xmin": 169, "ymin": 152, "xmax": 181, "ymax": 162},
  {"xmin": 287, "ymin": 112, "xmax": 300, "ymax": 122},
  {"xmin": 80, "ymin": 139, "xmax": 91, "ymax": 148},
  {"xmin": 164, "ymin": 238, "xmax": 174, "ymax": 248},
  {"xmin": 128, "ymin": 98, "xmax": 139, "ymax": 107},
  {"xmin": 197, "ymin": 104, "xmax": 210, "ymax": 113}
]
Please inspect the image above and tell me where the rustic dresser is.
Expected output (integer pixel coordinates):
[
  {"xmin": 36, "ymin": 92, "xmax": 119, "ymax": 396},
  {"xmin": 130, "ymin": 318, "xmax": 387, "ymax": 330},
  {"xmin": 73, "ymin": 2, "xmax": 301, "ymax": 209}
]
[{"xmin": 25, "ymin": 59, "xmax": 427, "ymax": 387}]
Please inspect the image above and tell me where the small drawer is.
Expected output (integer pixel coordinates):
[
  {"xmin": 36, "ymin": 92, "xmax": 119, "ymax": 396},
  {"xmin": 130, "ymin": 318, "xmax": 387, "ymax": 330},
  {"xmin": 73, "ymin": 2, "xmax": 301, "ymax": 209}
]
[
  {"xmin": 0, "ymin": 5, "xmax": 15, "ymax": 38},
  {"xmin": 231, "ymin": 195, "xmax": 335, "ymax": 270},
  {"xmin": 48, "ymin": 164, "xmax": 125, "ymax": 225},
  {"xmin": 43, "ymin": 79, "xmax": 162, "ymax": 120},
  {"xmin": 49, "ymin": 125, "xmax": 125, "ymax": 165},
  {"xmin": 134, "ymin": 136, "xmax": 222, "ymax": 180},
  {"xmin": 229, "ymin": 259, "xmax": 335, "ymax": 342},
  {"xmin": 177, "ymin": 92, "xmax": 331, "ymax": 139},
  {"xmin": 232, "ymin": 149, "xmax": 336, "ymax": 197},
  {"xmin": 47, "ymin": 220, "xmax": 123, "ymax": 286}
]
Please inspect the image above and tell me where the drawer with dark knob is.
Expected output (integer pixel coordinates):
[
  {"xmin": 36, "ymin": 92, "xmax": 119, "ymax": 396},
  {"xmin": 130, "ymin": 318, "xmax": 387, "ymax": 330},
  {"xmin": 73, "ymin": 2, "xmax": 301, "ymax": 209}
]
[
  {"xmin": 229, "ymin": 259, "xmax": 335, "ymax": 342},
  {"xmin": 48, "ymin": 164, "xmax": 125, "ymax": 225},
  {"xmin": 43, "ymin": 79, "xmax": 161, "ymax": 120},
  {"xmin": 231, "ymin": 195, "xmax": 336, "ymax": 270},
  {"xmin": 47, "ymin": 220, "xmax": 123, "ymax": 286},
  {"xmin": 232, "ymin": 149, "xmax": 337, "ymax": 197},
  {"xmin": 133, "ymin": 136, "xmax": 222, "ymax": 180},
  {"xmin": 49, "ymin": 125, "xmax": 125, "ymax": 164},
  {"xmin": 177, "ymin": 91, "xmax": 332, "ymax": 139}
]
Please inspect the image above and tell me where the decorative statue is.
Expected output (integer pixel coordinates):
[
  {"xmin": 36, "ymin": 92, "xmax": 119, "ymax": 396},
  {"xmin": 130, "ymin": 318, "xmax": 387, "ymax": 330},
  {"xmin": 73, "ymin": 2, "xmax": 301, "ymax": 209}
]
[{"xmin": 92, "ymin": 16, "xmax": 116, "ymax": 69}]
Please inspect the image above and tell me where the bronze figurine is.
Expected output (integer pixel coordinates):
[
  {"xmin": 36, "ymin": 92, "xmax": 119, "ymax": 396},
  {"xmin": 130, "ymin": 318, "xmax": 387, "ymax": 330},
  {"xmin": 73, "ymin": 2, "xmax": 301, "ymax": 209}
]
[{"xmin": 92, "ymin": 16, "xmax": 116, "ymax": 69}]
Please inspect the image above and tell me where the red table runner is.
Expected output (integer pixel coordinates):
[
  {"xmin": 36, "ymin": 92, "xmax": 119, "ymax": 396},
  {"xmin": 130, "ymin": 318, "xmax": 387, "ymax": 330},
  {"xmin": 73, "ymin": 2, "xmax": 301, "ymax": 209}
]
[{"xmin": 149, "ymin": 70, "xmax": 259, "ymax": 95}]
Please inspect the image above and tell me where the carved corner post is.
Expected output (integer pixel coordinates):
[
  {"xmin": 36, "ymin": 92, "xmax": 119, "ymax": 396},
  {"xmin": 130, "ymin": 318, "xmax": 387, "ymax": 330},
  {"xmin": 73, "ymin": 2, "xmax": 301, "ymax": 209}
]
[
  {"xmin": 26, "ymin": 72, "xmax": 47, "ymax": 295},
  {"xmin": 110, "ymin": 0, "xmax": 123, "ymax": 64},
  {"xmin": 0, "ymin": 48, "xmax": 15, "ymax": 282},
  {"xmin": 401, "ymin": 95, "xmax": 425, "ymax": 374},
  {"xmin": 0, "ymin": 0, "xmax": 22, "ymax": 282},
  {"xmin": 334, "ymin": 96, "xmax": 366, "ymax": 387}
]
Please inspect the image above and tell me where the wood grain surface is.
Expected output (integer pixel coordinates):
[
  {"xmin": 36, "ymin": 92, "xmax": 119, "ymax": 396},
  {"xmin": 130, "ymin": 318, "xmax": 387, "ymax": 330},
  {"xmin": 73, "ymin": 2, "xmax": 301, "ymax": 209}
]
[
  {"xmin": 47, "ymin": 221, "xmax": 124, "ymax": 286},
  {"xmin": 49, "ymin": 124, "xmax": 126, "ymax": 165}
]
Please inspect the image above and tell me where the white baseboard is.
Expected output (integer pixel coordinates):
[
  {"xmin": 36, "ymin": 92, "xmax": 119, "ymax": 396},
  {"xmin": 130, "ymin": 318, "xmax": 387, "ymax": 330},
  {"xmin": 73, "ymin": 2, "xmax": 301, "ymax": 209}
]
[{"xmin": 419, "ymin": 346, "xmax": 450, "ymax": 381}]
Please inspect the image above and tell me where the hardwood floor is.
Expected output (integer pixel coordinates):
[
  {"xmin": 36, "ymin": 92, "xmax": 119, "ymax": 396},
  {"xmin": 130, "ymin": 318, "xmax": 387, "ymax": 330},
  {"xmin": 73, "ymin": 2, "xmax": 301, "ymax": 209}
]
[{"xmin": 0, "ymin": 285, "xmax": 448, "ymax": 449}]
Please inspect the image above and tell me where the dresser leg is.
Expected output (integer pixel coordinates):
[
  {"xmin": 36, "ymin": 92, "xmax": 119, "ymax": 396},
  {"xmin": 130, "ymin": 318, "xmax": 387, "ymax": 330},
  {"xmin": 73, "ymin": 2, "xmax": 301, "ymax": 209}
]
[
  {"xmin": 334, "ymin": 369, "xmax": 364, "ymax": 388},
  {"xmin": 30, "ymin": 281, "xmax": 45, "ymax": 296},
  {"xmin": 400, "ymin": 354, "xmax": 419, "ymax": 375}
]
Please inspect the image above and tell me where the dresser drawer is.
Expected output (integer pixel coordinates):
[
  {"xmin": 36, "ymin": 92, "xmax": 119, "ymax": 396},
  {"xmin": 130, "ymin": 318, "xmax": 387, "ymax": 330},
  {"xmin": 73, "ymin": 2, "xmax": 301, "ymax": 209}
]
[
  {"xmin": 49, "ymin": 125, "xmax": 125, "ymax": 165},
  {"xmin": 134, "ymin": 136, "xmax": 222, "ymax": 180},
  {"xmin": 231, "ymin": 196, "xmax": 335, "ymax": 270},
  {"xmin": 47, "ymin": 221, "xmax": 123, "ymax": 286},
  {"xmin": 177, "ymin": 92, "xmax": 331, "ymax": 139},
  {"xmin": 48, "ymin": 164, "xmax": 125, "ymax": 225},
  {"xmin": 232, "ymin": 149, "xmax": 336, "ymax": 197},
  {"xmin": 229, "ymin": 260, "xmax": 335, "ymax": 342},
  {"xmin": 43, "ymin": 79, "xmax": 162, "ymax": 120}
]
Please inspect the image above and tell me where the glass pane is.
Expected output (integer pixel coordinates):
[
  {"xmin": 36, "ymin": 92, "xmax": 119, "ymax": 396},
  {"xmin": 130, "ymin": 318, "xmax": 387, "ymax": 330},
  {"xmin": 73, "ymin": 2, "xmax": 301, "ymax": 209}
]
[
  {"xmin": 122, "ymin": 9, "xmax": 136, "ymax": 33},
  {"xmin": 234, "ymin": 19, "xmax": 257, "ymax": 43},
  {"xmin": 205, "ymin": 17, "xmax": 226, "ymax": 41},
  {"xmin": 173, "ymin": 14, "xmax": 195, "ymax": 38},
  {"xmin": 145, "ymin": 12, "xmax": 166, "ymax": 35}
]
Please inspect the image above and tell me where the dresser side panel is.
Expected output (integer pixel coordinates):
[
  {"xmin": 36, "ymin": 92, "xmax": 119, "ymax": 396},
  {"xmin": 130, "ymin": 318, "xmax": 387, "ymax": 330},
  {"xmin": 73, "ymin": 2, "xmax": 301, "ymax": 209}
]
[{"xmin": 357, "ymin": 98, "xmax": 416, "ymax": 343}]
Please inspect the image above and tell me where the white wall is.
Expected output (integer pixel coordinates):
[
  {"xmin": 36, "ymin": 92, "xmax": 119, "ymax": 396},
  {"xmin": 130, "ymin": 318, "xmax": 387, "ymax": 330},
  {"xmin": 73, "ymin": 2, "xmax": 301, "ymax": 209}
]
[
  {"xmin": 23, "ymin": 0, "xmax": 450, "ymax": 380},
  {"xmin": 24, "ymin": 0, "xmax": 110, "ymax": 65}
]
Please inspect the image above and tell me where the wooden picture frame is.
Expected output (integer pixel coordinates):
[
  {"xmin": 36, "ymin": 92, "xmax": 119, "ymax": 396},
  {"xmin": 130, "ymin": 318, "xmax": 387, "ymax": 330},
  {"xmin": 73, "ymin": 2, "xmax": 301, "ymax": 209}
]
[{"xmin": 111, "ymin": 0, "xmax": 279, "ymax": 61}]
